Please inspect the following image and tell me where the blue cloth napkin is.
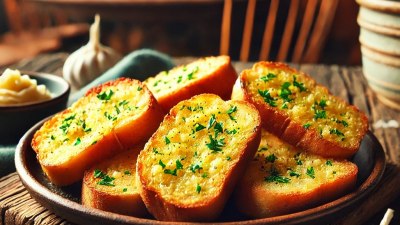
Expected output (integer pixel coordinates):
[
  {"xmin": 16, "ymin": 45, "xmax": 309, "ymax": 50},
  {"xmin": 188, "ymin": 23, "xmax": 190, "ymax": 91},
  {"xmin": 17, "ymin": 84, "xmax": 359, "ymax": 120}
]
[{"xmin": 1, "ymin": 49, "xmax": 175, "ymax": 177}]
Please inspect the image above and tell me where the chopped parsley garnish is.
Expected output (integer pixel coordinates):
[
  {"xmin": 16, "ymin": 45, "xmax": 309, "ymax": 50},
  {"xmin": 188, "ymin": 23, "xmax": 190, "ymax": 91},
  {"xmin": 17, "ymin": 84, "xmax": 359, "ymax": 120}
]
[
  {"xmin": 165, "ymin": 136, "xmax": 171, "ymax": 145},
  {"xmin": 60, "ymin": 114, "xmax": 76, "ymax": 134},
  {"xmin": 196, "ymin": 184, "xmax": 201, "ymax": 194},
  {"xmin": 202, "ymin": 173, "xmax": 208, "ymax": 178},
  {"xmin": 97, "ymin": 90, "xmax": 114, "ymax": 101},
  {"xmin": 330, "ymin": 128, "xmax": 345, "ymax": 137},
  {"xmin": 293, "ymin": 76, "xmax": 306, "ymax": 92},
  {"xmin": 98, "ymin": 175, "xmax": 115, "ymax": 186},
  {"xmin": 226, "ymin": 129, "xmax": 237, "ymax": 134},
  {"xmin": 114, "ymin": 105, "xmax": 121, "ymax": 114},
  {"xmin": 303, "ymin": 123, "xmax": 311, "ymax": 129},
  {"xmin": 187, "ymin": 67, "xmax": 198, "ymax": 80},
  {"xmin": 195, "ymin": 123, "xmax": 206, "ymax": 132},
  {"xmin": 281, "ymin": 102, "xmax": 288, "ymax": 109},
  {"xmin": 159, "ymin": 160, "xmax": 166, "ymax": 168},
  {"xmin": 314, "ymin": 109, "xmax": 326, "ymax": 119},
  {"xmin": 279, "ymin": 82, "xmax": 292, "ymax": 102},
  {"xmin": 153, "ymin": 148, "xmax": 162, "ymax": 155},
  {"xmin": 91, "ymin": 140, "xmax": 98, "ymax": 145},
  {"xmin": 206, "ymin": 135, "xmax": 225, "ymax": 152},
  {"xmin": 289, "ymin": 170, "xmax": 300, "ymax": 177},
  {"xmin": 74, "ymin": 137, "xmax": 81, "ymax": 146},
  {"xmin": 124, "ymin": 170, "xmax": 131, "ymax": 175},
  {"xmin": 94, "ymin": 169, "xmax": 115, "ymax": 186},
  {"xmin": 258, "ymin": 89, "xmax": 277, "ymax": 107},
  {"xmin": 265, "ymin": 154, "xmax": 277, "ymax": 163},
  {"xmin": 208, "ymin": 114, "xmax": 216, "ymax": 129},
  {"xmin": 163, "ymin": 159, "xmax": 183, "ymax": 176},
  {"xmin": 306, "ymin": 167, "xmax": 315, "ymax": 179},
  {"xmin": 119, "ymin": 100, "xmax": 129, "ymax": 106},
  {"xmin": 214, "ymin": 122, "xmax": 223, "ymax": 137},
  {"xmin": 326, "ymin": 160, "xmax": 333, "ymax": 166},
  {"xmin": 318, "ymin": 99, "xmax": 327, "ymax": 109},
  {"xmin": 104, "ymin": 112, "xmax": 117, "ymax": 121},
  {"xmin": 294, "ymin": 153, "xmax": 303, "ymax": 165},
  {"xmin": 123, "ymin": 188, "xmax": 128, "ymax": 192},
  {"xmin": 177, "ymin": 75, "xmax": 183, "ymax": 83},
  {"xmin": 50, "ymin": 135, "xmax": 56, "ymax": 140},
  {"xmin": 226, "ymin": 156, "xmax": 231, "ymax": 161},
  {"xmin": 260, "ymin": 73, "xmax": 277, "ymax": 82},
  {"xmin": 227, "ymin": 105, "xmax": 237, "ymax": 120},
  {"xmin": 190, "ymin": 163, "xmax": 203, "ymax": 173},
  {"xmin": 137, "ymin": 86, "xmax": 142, "ymax": 91},
  {"xmin": 265, "ymin": 168, "xmax": 290, "ymax": 183},
  {"xmin": 94, "ymin": 169, "xmax": 105, "ymax": 178}
]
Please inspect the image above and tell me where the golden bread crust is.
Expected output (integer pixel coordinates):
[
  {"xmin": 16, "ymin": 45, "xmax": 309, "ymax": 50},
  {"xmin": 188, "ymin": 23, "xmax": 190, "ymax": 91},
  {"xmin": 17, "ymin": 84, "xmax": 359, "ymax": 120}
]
[
  {"xmin": 136, "ymin": 94, "xmax": 261, "ymax": 221},
  {"xmin": 234, "ymin": 62, "xmax": 368, "ymax": 159},
  {"xmin": 235, "ymin": 130, "xmax": 358, "ymax": 218},
  {"xmin": 145, "ymin": 56, "xmax": 237, "ymax": 110},
  {"xmin": 32, "ymin": 78, "xmax": 165, "ymax": 186},
  {"xmin": 82, "ymin": 146, "xmax": 148, "ymax": 217}
]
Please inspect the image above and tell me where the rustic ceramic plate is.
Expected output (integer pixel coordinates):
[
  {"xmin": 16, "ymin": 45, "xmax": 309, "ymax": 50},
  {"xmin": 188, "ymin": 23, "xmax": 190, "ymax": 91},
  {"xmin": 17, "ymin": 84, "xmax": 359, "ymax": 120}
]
[{"xmin": 15, "ymin": 119, "xmax": 386, "ymax": 225}]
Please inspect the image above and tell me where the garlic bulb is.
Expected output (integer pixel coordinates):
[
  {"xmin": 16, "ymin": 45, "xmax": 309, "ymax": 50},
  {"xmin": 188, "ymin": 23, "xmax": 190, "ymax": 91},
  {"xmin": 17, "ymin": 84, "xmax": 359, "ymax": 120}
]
[{"xmin": 63, "ymin": 14, "xmax": 122, "ymax": 90}]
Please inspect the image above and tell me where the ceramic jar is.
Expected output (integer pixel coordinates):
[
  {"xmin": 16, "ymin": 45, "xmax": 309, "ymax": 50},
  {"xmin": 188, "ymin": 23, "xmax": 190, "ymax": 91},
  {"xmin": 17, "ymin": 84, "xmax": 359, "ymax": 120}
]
[{"xmin": 356, "ymin": 0, "xmax": 400, "ymax": 110}]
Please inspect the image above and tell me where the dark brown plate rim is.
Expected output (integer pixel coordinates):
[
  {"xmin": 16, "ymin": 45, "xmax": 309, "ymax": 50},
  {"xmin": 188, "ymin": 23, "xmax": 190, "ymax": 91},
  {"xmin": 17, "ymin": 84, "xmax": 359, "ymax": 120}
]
[{"xmin": 15, "ymin": 119, "xmax": 386, "ymax": 225}]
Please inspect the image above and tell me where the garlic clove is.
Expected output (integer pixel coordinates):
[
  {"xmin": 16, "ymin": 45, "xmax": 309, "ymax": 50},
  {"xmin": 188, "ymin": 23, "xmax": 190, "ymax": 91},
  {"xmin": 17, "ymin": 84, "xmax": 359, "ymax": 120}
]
[{"xmin": 63, "ymin": 14, "xmax": 122, "ymax": 90}]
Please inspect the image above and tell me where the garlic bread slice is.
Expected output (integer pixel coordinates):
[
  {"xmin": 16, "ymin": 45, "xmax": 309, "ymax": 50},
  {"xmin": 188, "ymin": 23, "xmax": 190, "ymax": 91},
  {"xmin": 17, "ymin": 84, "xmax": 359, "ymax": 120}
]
[
  {"xmin": 136, "ymin": 94, "xmax": 261, "ymax": 221},
  {"xmin": 144, "ymin": 55, "xmax": 237, "ymax": 110},
  {"xmin": 233, "ymin": 62, "xmax": 368, "ymax": 159},
  {"xmin": 32, "ymin": 78, "xmax": 164, "ymax": 186},
  {"xmin": 235, "ymin": 130, "xmax": 358, "ymax": 218}
]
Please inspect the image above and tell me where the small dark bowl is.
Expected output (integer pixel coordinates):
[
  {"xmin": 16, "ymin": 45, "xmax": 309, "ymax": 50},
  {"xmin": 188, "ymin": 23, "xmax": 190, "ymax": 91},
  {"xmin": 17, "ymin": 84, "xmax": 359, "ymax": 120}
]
[{"xmin": 0, "ymin": 71, "xmax": 70, "ymax": 144}]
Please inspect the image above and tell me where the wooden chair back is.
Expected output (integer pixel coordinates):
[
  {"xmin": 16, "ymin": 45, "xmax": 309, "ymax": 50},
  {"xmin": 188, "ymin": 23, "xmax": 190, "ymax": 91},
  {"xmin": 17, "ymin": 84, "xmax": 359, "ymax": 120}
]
[{"xmin": 220, "ymin": 0, "xmax": 339, "ymax": 62}]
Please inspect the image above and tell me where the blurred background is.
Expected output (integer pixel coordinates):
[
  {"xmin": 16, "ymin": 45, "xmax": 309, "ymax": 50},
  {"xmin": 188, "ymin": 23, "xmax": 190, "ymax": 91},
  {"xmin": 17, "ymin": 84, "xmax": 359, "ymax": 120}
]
[{"xmin": 0, "ymin": 0, "xmax": 361, "ymax": 66}]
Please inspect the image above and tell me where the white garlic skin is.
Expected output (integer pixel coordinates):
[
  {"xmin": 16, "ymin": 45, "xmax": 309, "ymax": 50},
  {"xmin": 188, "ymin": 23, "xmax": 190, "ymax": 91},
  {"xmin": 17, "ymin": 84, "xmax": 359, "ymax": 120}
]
[{"xmin": 63, "ymin": 14, "xmax": 122, "ymax": 90}]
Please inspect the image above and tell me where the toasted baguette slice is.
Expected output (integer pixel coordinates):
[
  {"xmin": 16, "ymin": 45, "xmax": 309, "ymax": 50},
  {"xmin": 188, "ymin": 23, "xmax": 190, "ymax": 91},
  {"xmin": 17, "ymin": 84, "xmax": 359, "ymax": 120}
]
[
  {"xmin": 32, "ymin": 78, "xmax": 165, "ymax": 186},
  {"xmin": 235, "ymin": 130, "xmax": 358, "ymax": 218},
  {"xmin": 233, "ymin": 62, "xmax": 368, "ymax": 159},
  {"xmin": 136, "ymin": 94, "xmax": 261, "ymax": 221},
  {"xmin": 82, "ymin": 146, "xmax": 148, "ymax": 217},
  {"xmin": 144, "ymin": 55, "xmax": 237, "ymax": 110}
]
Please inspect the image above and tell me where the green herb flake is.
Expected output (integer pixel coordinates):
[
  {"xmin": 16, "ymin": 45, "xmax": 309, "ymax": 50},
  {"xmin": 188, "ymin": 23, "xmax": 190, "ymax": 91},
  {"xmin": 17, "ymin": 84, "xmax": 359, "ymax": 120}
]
[
  {"xmin": 226, "ymin": 129, "xmax": 237, "ymax": 134},
  {"xmin": 208, "ymin": 114, "xmax": 216, "ymax": 129},
  {"xmin": 306, "ymin": 167, "xmax": 315, "ymax": 179},
  {"xmin": 159, "ymin": 160, "xmax": 166, "ymax": 168},
  {"xmin": 196, "ymin": 184, "xmax": 201, "ymax": 194},
  {"xmin": 98, "ymin": 175, "xmax": 115, "ymax": 186},
  {"xmin": 177, "ymin": 75, "xmax": 183, "ymax": 83},
  {"xmin": 202, "ymin": 173, "xmax": 208, "ymax": 178},
  {"xmin": 326, "ymin": 160, "xmax": 333, "ymax": 166},
  {"xmin": 279, "ymin": 82, "xmax": 292, "ymax": 102},
  {"xmin": 206, "ymin": 135, "xmax": 225, "ymax": 152},
  {"xmin": 258, "ymin": 89, "xmax": 277, "ymax": 107},
  {"xmin": 260, "ymin": 73, "xmax": 277, "ymax": 82},
  {"xmin": 314, "ymin": 109, "xmax": 326, "ymax": 120},
  {"xmin": 318, "ymin": 99, "xmax": 327, "ymax": 109},
  {"xmin": 97, "ymin": 90, "xmax": 114, "ymax": 101},
  {"xmin": 265, "ymin": 169, "xmax": 290, "ymax": 183},
  {"xmin": 190, "ymin": 163, "xmax": 202, "ymax": 173},
  {"xmin": 119, "ymin": 100, "xmax": 129, "ymax": 106},
  {"xmin": 124, "ymin": 170, "xmax": 131, "ymax": 175},
  {"xmin": 281, "ymin": 102, "xmax": 288, "ymax": 109},
  {"xmin": 74, "ymin": 137, "xmax": 81, "ymax": 146},
  {"xmin": 289, "ymin": 170, "xmax": 300, "ymax": 177},
  {"xmin": 214, "ymin": 122, "xmax": 223, "ymax": 137},
  {"xmin": 176, "ymin": 159, "xmax": 183, "ymax": 170},
  {"xmin": 123, "ymin": 188, "xmax": 128, "ymax": 192},
  {"xmin": 226, "ymin": 156, "xmax": 231, "ymax": 161},
  {"xmin": 164, "ymin": 169, "xmax": 177, "ymax": 176},
  {"xmin": 294, "ymin": 153, "xmax": 303, "ymax": 165},
  {"xmin": 265, "ymin": 154, "xmax": 277, "ymax": 163},
  {"xmin": 137, "ymin": 86, "xmax": 143, "ymax": 91},
  {"xmin": 303, "ymin": 123, "xmax": 311, "ymax": 129},
  {"xmin": 94, "ymin": 169, "xmax": 105, "ymax": 178},
  {"xmin": 195, "ymin": 123, "xmax": 206, "ymax": 132},
  {"xmin": 50, "ymin": 135, "xmax": 56, "ymax": 140},
  {"xmin": 293, "ymin": 76, "xmax": 306, "ymax": 92},
  {"xmin": 165, "ymin": 136, "xmax": 171, "ymax": 145},
  {"xmin": 227, "ymin": 105, "xmax": 237, "ymax": 120},
  {"xmin": 330, "ymin": 128, "xmax": 344, "ymax": 137}
]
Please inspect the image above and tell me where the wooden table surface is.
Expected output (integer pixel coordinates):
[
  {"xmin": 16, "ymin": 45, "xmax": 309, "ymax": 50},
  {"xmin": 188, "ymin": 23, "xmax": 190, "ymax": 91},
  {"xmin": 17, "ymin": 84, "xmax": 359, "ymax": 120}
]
[{"xmin": 1, "ymin": 53, "xmax": 400, "ymax": 225}]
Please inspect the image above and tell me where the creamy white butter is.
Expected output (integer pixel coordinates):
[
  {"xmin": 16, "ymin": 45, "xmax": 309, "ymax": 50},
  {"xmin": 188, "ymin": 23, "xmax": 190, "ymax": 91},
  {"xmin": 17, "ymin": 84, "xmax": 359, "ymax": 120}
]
[{"xmin": 0, "ymin": 69, "xmax": 52, "ymax": 105}]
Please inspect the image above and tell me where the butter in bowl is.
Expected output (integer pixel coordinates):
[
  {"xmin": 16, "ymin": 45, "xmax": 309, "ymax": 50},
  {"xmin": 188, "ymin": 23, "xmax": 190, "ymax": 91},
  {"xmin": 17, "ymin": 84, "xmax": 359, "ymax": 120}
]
[{"xmin": 0, "ymin": 69, "xmax": 70, "ymax": 144}]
